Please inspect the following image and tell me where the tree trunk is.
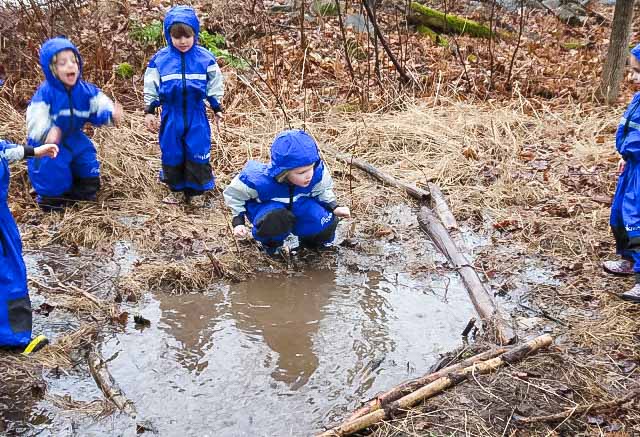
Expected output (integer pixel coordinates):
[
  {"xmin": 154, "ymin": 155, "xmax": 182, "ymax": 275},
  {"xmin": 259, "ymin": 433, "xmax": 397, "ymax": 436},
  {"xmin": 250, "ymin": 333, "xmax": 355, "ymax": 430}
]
[{"xmin": 598, "ymin": 0, "xmax": 635, "ymax": 104}]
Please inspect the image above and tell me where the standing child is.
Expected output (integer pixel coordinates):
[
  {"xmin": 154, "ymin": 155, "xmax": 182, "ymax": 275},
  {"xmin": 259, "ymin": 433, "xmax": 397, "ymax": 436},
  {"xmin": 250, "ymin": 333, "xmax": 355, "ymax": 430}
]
[
  {"xmin": 26, "ymin": 37, "xmax": 122, "ymax": 210},
  {"xmin": 604, "ymin": 43, "xmax": 640, "ymax": 303},
  {"xmin": 223, "ymin": 130, "xmax": 351, "ymax": 254},
  {"xmin": 143, "ymin": 5, "xmax": 225, "ymax": 205},
  {"xmin": 1, "ymin": 140, "xmax": 58, "ymax": 353}
]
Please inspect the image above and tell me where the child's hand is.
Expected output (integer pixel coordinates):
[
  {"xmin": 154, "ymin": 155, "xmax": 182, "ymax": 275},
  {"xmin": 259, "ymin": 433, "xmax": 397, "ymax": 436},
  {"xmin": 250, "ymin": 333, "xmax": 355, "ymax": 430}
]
[
  {"xmin": 112, "ymin": 102, "xmax": 124, "ymax": 126},
  {"xmin": 45, "ymin": 126, "xmax": 62, "ymax": 145},
  {"xmin": 145, "ymin": 114, "xmax": 159, "ymax": 133},
  {"xmin": 334, "ymin": 206, "xmax": 351, "ymax": 218},
  {"xmin": 619, "ymin": 158, "xmax": 626, "ymax": 174},
  {"xmin": 34, "ymin": 144, "xmax": 59, "ymax": 159},
  {"xmin": 214, "ymin": 112, "xmax": 223, "ymax": 133},
  {"xmin": 233, "ymin": 224, "xmax": 249, "ymax": 238}
]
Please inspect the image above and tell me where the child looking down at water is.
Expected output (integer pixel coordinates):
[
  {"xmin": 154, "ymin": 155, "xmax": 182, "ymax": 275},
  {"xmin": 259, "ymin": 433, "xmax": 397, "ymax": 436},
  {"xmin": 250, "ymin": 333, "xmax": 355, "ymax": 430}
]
[
  {"xmin": 143, "ymin": 5, "xmax": 225, "ymax": 206},
  {"xmin": 26, "ymin": 37, "xmax": 122, "ymax": 211},
  {"xmin": 223, "ymin": 130, "xmax": 350, "ymax": 255},
  {"xmin": 1, "ymin": 139, "xmax": 58, "ymax": 353},
  {"xmin": 604, "ymin": 43, "xmax": 640, "ymax": 303}
]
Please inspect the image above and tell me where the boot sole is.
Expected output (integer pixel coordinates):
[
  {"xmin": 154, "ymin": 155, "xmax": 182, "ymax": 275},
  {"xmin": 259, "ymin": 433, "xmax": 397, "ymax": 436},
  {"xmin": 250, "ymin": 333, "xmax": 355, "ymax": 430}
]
[
  {"xmin": 602, "ymin": 266, "xmax": 635, "ymax": 276},
  {"xmin": 620, "ymin": 294, "xmax": 640, "ymax": 303}
]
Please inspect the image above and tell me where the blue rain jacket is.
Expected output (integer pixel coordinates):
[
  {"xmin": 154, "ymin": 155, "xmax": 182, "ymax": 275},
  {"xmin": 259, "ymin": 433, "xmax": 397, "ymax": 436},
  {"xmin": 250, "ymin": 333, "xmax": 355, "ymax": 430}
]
[
  {"xmin": 610, "ymin": 90, "xmax": 640, "ymax": 270},
  {"xmin": 143, "ymin": 6, "xmax": 224, "ymax": 193},
  {"xmin": 224, "ymin": 130, "xmax": 338, "ymax": 246},
  {"xmin": 0, "ymin": 140, "xmax": 31, "ymax": 347},
  {"xmin": 26, "ymin": 37, "xmax": 114, "ymax": 201},
  {"xmin": 240, "ymin": 130, "xmax": 326, "ymax": 203}
]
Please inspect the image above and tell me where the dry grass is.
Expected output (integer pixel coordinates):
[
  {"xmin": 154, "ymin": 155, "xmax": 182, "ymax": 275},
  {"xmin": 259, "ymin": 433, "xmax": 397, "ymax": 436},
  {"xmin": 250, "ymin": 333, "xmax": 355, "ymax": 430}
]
[{"xmin": 2, "ymin": 95, "xmax": 639, "ymax": 434}]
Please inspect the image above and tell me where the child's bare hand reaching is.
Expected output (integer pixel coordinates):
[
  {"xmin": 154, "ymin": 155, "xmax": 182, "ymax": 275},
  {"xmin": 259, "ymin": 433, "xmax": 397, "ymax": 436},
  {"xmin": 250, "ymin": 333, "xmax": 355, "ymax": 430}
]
[
  {"xmin": 35, "ymin": 144, "xmax": 59, "ymax": 159},
  {"xmin": 145, "ymin": 114, "xmax": 160, "ymax": 133},
  {"xmin": 333, "ymin": 206, "xmax": 351, "ymax": 218},
  {"xmin": 112, "ymin": 102, "xmax": 124, "ymax": 126},
  {"xmin": 214, "ymin": 112, "xmax": 223, "ymax": 133},
  {"xmin": 45, "ymin": 126, "xmax": 62, "ymax": 145},
  {"xmin": 233, "ymin": 224, "xmax": 249, "ymax": 239}
]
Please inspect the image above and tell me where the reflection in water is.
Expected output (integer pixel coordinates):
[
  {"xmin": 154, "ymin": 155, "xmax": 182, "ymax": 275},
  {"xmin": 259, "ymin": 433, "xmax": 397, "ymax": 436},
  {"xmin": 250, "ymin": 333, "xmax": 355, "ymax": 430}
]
[
  {"xmin": 231, "ymin": 271, "xmax": 333, "ymax": 390},
  {"xmin": 40, "ymin": 265, "xmax": 477, "ymax": 436},
  {"xmin": 158, "ymin": 292, "xmax": 224, "ymax": 374}
]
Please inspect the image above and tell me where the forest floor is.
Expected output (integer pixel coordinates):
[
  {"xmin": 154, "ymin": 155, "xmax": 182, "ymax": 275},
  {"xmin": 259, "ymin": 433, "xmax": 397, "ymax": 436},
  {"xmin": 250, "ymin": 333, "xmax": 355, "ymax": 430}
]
[{"xmin": 0, "ymin": 0, "xmax": 639, "ymax": 435}]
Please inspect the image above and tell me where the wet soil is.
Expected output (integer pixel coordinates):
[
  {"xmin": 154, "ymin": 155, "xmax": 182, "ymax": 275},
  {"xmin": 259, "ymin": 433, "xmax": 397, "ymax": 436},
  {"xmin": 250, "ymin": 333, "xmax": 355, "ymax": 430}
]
[{"xmin": 1, "ymin": 203, "xmax": 560, "ymax": 436}]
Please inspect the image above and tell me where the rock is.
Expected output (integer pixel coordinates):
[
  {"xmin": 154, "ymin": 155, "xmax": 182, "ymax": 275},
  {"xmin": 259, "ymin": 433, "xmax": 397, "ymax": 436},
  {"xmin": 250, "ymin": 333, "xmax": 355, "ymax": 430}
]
[
  {"xmin": 541, "ymin": 0, "xmax": 588, "ymax": 25},
  {"xmin": 345, "ymin": 13, "xmax": 373, "ymax": 33}
]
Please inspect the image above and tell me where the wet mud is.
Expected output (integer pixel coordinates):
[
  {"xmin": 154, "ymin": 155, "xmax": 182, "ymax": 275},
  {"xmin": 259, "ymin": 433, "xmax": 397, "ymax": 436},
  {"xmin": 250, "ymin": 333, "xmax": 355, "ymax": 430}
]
[{"xmin": 1, "ymin": 204, "xmax": 557, "ymax": 436}]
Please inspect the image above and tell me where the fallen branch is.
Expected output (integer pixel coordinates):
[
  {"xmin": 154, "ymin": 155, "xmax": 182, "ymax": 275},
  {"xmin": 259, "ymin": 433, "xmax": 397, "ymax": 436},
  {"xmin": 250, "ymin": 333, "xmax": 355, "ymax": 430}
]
[
  {"xmin": 427, "ymin": 182, "xmax": 458, "ymax": 231},
  {"xmin": 346, "ymin": 345, "xmax": 509, "ymax": 421},
  {"xmin": 514, "ymin": 389, "xmax": 640, "ymax": 424},
  {"xmin": 418, "ymin": 206, "xmax": 515, "ymax": 344},
  {"xmin": 88, "ymin": 347, "xmax": 137, "ymax": 418},
  {"xmin": 410, "ymin": 2, "xmax": 494, "ymax": 39},
  {"xmin": 327, "ymin": 146, "xmax": 430, "ymax": 202},
  {"xmin": 318, "ymin": 335, "xmax": 553, "ymax": 437}
]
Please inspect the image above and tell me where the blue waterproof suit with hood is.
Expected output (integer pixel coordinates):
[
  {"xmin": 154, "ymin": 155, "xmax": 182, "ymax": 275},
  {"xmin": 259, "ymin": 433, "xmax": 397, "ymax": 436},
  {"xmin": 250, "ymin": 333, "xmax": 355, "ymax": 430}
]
[
  {"xmin": 26, "ymin": 37, "xmax": 115, "ymax": 207},
  {"xmin": 0, "ymin": 141, "xmax": 33, "ymax": 347},
  {"xmin": 143, "ymin": 6, "xmax": 225, "ymax": 194},
  {"xmin": 223, "ymin": 130, "xmax": 339, "ymax": 251},
  {"xmin": 610, "ymin": 44, "xmax": 640, "ymax": 271}
]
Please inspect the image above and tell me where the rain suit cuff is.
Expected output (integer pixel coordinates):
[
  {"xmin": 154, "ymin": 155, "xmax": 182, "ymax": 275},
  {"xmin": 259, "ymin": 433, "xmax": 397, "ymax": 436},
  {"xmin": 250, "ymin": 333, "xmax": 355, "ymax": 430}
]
[
  {"xmin": 326, "ymin": 201, "xmax": 338, "ymax": 212},
  {"xmin": 23, "ymin": 146, "xmax": 35, "ymax": 158},
  {"xmin": 144, "ymin": 102, "xmax": 160, "ymax": 115},
  {"xmin": 232, "ymin": 215, "xmax": 245, "ymax": 227}
]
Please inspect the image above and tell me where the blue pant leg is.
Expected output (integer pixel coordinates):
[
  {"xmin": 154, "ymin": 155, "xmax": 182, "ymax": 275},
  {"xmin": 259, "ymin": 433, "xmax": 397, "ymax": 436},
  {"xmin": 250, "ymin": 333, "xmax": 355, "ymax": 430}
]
[
  {"xmin": 183, "ymin": 109, "xmax": 214, "ymax": 194},
  {"xmin": 246, "ymin": 201, "xmax": 295, "ymax": 249},
  {"xmin": 159, "ymin": 109, "xmax": 186, "ymax": 191},
  {"xmin": 27, "ymin": 143, "xmax": 73, "ymax": 203},
  {"xmin": 611, "ymin": 169, "xmax": 630, "ymax": 258},
  {"xmin": 69, "ymin": 132, "xmax": 101, "ymax": 201},
  {"xmin": 0, "ymin": 208, "xmax": 31, "ymax": 347},
  {"xmin": 292, "ymin": 197, "xmax": 337, "ymax": 246}
]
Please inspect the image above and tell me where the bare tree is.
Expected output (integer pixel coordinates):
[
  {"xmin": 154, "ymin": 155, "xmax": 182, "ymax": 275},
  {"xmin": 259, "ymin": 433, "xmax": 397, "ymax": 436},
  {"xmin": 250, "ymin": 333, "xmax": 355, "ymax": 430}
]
[{"xmin": 597, "ymin": 0, "xmax": 635, "ymax": 104}]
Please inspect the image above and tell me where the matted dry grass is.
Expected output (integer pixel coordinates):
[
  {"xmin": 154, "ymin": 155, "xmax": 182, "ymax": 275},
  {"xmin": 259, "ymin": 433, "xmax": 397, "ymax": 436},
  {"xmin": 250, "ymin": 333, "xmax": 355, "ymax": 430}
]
[{"xmin": 1, "ymin": 95, "xmax": 639, "ymax": 434}]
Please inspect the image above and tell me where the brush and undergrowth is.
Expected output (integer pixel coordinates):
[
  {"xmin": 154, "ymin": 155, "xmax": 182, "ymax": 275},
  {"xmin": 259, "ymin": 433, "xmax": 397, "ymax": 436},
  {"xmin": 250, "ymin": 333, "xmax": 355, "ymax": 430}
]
[{"xmin": 0, "ymin": 0, "xmax": 639, "ymax": 435}]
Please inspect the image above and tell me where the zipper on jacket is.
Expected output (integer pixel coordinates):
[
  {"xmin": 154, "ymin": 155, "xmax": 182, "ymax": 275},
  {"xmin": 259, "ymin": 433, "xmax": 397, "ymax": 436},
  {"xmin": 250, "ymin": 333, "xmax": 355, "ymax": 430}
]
[
  {"xmin": 67, "ymin": 88, "xmax": 75, "ymax": 131},
  {"xmin": 287, "ymin": 184, "xmax": 294, "ymax": 211},
  {"xmin": 181, "ymin": 53, "xmax": 187, "ymax": 137}
]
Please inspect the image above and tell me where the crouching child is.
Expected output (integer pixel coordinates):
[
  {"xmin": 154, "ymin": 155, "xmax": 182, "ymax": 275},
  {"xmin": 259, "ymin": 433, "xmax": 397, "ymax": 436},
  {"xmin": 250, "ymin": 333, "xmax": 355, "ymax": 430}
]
[
  {"xmin": 1, "ymin": 140, "xmax": 58, "ymax": 353},
  {"xmin": 223, "ymin": 130, "xmax": 350, "ymax": 254}
]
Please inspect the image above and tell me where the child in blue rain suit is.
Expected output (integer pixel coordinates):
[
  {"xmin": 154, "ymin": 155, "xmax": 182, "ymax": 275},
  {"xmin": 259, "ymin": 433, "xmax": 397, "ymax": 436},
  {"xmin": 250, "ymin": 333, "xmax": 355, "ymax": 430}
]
[
  {"xmin": 1, "ymin": 140, "xmax": 58, "ymax": 353},
  {"xmin": 223, "ymin": 130, "xmax": 351, "ymax": 254},
  {"xmin": 143, "ymin": 5, "xmax": 225, "ymax": 205},
  {"xmin": 26, "ymin": 37, "xmax": 122, "ymax": 210},
  {"xmin": 604, "ymin": 43, "xmax": 640, "ymax": 303}
]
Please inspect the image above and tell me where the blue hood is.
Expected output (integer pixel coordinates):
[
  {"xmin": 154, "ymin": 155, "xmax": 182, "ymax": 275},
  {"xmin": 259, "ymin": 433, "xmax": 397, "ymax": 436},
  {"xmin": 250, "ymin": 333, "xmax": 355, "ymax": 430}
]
[
  {"xmin": 39, "ymin": 37, "xmax": 83, "ymax": 90},
  {"xmin": 632, "ymin": 43, "xmax": 640, "ymax": 63},
  {"xmin": 267, "ymin": 130, "xmax": 320, "ymax": 178},
  {"xmin": 164, "ymin": 6, "xmax": 200, "ymax": 50}
]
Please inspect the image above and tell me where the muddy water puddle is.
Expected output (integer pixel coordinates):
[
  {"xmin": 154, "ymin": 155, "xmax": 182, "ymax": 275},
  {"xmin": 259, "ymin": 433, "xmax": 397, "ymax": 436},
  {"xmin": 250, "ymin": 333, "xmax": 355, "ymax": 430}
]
[
  {"xmin": 16, "ymin": 205, "xmax": 530, "ymax": 436},
  {"xmin": 57, "ymin": 268, "xmax": 474, "ymax": 436}
]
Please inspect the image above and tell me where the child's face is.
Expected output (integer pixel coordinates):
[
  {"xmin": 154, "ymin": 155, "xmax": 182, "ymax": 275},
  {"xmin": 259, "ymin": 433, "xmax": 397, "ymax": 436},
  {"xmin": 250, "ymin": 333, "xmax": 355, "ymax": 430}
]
[
  {"xmin": 171, "ymin": 35, "xmax": 195, "ymax": 53},
  {"xmin": 286, "ymin": 164, "xmax": 315, "ymax": 187},
  {"xmin": 53, "ymin": 49, "xmax": 79, "ymax": 88},
  {"xmin": 630, "ymin": 56, "xmax": 640, "ymax": 87}
]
